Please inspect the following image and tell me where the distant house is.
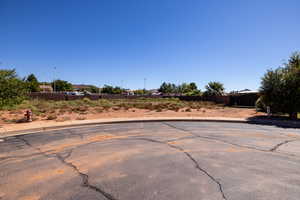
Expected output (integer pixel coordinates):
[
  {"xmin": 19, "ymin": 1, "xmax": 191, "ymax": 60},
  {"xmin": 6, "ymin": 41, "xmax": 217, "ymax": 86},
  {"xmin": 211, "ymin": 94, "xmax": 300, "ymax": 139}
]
[
  {"xmin": 39, "ymin": 84, "xmax": 53, "ymax": 92},
  {"xmin": 229, "ymin": 89, "xmax": 260, "ymax": 107},
  {"xmin": 237, "ymin": 89, "xmax": 258, "ymax": 94},
  {"xmin": 123, "ymin": 89, "xmax": 134, "ymax": 95},
  {"xmin": 230, "ymin": 89, "xmax": 258, "ymax": 95},
  {"xmin": 149, "ymin": 89, "xmax": 161, "ymax": 96}
]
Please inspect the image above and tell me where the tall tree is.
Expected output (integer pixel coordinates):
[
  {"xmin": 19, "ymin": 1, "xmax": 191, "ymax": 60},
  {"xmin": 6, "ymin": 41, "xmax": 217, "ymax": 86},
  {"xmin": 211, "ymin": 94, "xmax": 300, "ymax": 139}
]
[
  {"xmin": 260, "ymin": 52, "xmax": 300, "ymax": 119},
  {"xmin": 26, "ymin": 74, "xmax": 40, "ymax": 92},
  {"xmin": 158, "ymin": 82, "xmax": 176, "ymax": 94},
  {"xmin": 159, "ymin": 82, "xmax": 201, "ymax": 95},
  {"xmin": 88, "ymin": 85, "xmax": 99, "ymax": 93},
  {"xmin": 0, "ymin": 69, "xmax": 27, "ymax": 108},
  {"xmin": 101, "ymin": 85, "xmax": 125, "ymax": 94},
  {"xmin": 189, "ymin": 82, "xmax": 198, "ymax": 91},
  {"xmin": 52, "ymin": 80, "xmax": 73, "ymax": 92},
  {"xmin": 204, "ymin": 81, "xmax": 225, "ymax": 96}
]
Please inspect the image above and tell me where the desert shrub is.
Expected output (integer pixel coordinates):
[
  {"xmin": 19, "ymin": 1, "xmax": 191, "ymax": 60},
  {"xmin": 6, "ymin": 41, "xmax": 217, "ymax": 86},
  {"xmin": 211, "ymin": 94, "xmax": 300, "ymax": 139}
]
[
  {"xmin": 46, "ymin": 114, "xmax": 57, "ymax": 120},
  {"xmin": 168, "ymin": 104, "xmax": 180, "ymax": 112},
  {"xmin": 112, "ymin": 106, "xmax": 121, "ymax": 111},
  {"xmin": 56, "ymin": 116, "xmax": 71, "ymax": 122},
  {"xmin": 72, "ymin": 106, "xmax": 88, "ymax": 113},
  {"xmin": 255, "ymin": 96, "xmax": 266, "ymax": 112},
  {"xmin": 95, "ymin": 107, "xmax": 103, "ymax": 113},
  {"xmin": 82, "ymin": 97, "xmax": 98, "ymax": 107},
  {"xmin": 7, "ymin": 117, "xmax": 27, "ymax": 123},
  {"xmin": 76, "ymin": 116, "xmax": 86, "ymax": 120},
  {"xmin": 58, "ymin": 109, "xmax": 67, "ymax": 115},
  {"xmin": 98, "ymin": 99, "xmax": 113, "ymax": 107}
]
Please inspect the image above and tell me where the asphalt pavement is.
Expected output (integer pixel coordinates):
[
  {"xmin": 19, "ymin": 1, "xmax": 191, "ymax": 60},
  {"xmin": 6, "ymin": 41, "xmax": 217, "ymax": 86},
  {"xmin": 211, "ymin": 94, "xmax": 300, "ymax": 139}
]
[{"xmin": 1, "ymin": 121, "xmax": 300, "ymax": 200}]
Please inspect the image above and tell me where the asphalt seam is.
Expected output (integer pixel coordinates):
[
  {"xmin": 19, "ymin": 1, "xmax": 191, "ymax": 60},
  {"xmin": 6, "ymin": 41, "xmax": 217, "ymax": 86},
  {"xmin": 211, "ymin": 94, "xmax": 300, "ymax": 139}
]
[
  {"xmin": 134, "ymin": 137, "xmax": 228, "ymax": 200},
  {"xmin": 162, "ymin": 122, "xmax": 269, "ymax": 152},
  {"xmin": 16, "ymin": 137, "xmax": 53, "ymax": 158},
  {"xmin": 269, "ymin": 140, "xmax": 296, "ymax": 152},
  {"xmin": 162, "ymin": 122, "xmax": 300, "ymax": 155},
  {"xmin": 168, "ymin": 143, "xmax": 228, "ymax": 200},
  {"xmin": 55, "ymin": 150, "xmax": 119, "ymax": 200},
  {"xmin": 16, "ymin": 136, "xmax": 118, "ymax": 200},
  {"xmin": 0, "ymin": 151, "xmax": 53, "ymax": 162}
]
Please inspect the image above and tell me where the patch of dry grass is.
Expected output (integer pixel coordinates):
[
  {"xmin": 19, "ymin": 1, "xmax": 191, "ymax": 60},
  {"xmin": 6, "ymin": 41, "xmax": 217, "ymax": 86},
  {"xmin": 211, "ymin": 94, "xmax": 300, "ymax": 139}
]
[
  {"xmin": 56, "ymin": 116, "xmax": 71, "ymax": 122},
  {"xmin": 0, "ymin": 97, "xmax": 223, "ymax": 123},
  {"xmin": 76, "ymin": 116, "xmax": 86, "ymax": 120},
  {"xmin": 11, "ymin": 98, "xmax": 222, "ymax": 113},
  {"xmin": 46, "ymin": 114, "xmax": 58, "ymax": 120}
]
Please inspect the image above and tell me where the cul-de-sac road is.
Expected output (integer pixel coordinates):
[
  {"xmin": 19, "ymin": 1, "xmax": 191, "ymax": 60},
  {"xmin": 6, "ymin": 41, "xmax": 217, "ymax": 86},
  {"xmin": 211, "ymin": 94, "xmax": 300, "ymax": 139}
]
[{"xmin": 1, "ymin": 121, "xmax": 300, "ymax": 200}]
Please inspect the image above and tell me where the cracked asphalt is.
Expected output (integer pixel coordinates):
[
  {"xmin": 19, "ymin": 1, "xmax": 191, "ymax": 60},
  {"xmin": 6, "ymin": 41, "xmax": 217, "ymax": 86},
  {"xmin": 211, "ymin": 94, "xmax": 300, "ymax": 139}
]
[{"xmin": 1, "ymin": 121, "xmax": 300, "ymax": 200}]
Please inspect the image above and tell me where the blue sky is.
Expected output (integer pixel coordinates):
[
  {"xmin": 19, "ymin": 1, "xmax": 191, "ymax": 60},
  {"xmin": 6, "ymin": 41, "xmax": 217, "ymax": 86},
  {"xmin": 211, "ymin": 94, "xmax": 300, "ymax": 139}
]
[{"xmin": 1, "ymin": 0, "xmax": 300, "ymax": 91}]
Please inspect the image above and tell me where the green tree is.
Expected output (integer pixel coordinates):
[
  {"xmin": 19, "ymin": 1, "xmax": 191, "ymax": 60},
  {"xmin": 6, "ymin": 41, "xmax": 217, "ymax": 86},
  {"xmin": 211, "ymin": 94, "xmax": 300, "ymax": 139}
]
[
  {"xmin": 189, "ymin": 82, "xmax": 198, "ymax": 91},
  {"xmin": 112, "ymin": 86, "xmax": 123, "ymax": 94},
  {"xmin": 283, "ymin": 53, "xmax": 300, "ymax": 119},
  {"xmin": 101, "ymin": 85, "xmax": 113, "ymax": 94},
  {"xmin": 86, "ymin": 85, "xmax": 99, "ymax": 93},
  {"xmin": 158, "ymin": 82, "xmax": 177, "ymax": 94},
  {"xmin": 178, "ymin": 83, "xmax": 189, "ymax": 94},
  {"xmin": 0, "ymin": 69, "xmax": 27, "ymax": 108},
  {"xmin": 260, "ymin": 52, "xmax": 300, "ymax": 119},
  {"xmin": 26, "ymin": 74, "xmax": 40, "ymax": 92},
  {"xmin": 203, "ymin": 81, "xmax": 225, "ymax": 96},
  {"xmin": 259, "ymin": 68, "xmax": 285, "ymax": 113},
  {"xmin": 159, "ymin": 82, "xmax": 201, "ymax": 95},
  {"xmin": 52, "ymin": 80, "xmax": 73, "ymax": 92},
  {"xmin": 101, "ymin": 85, "xmax": 125, "ymax": 94},
  {"xmin": 133, "ymin": 89, "xmax": 149, "ymax": 95},
  {"xmin": 178, "ymin": 82, "xmax": 201, "ymax": 96}
]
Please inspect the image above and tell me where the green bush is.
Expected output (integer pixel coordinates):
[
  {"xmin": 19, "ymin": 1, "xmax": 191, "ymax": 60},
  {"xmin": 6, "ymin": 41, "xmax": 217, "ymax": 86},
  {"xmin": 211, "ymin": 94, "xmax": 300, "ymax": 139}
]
[
  {"xmin": 0, "ymin": 69, "xmax": 27, "ymax": 109},
  {"xmin": 260, "ymin": 52, "xmax": 300, "ymax": 119},
  {"xmin": 255, "ymin": 96, "xmax": 266, "ymax": 112}
]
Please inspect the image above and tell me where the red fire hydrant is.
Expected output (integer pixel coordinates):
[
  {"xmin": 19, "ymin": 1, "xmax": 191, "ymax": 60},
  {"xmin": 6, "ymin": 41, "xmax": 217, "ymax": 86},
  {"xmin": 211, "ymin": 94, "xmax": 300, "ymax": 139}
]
[{"xmin": 24, "ymin": 110, "xmax": 32, "ymax": 122}]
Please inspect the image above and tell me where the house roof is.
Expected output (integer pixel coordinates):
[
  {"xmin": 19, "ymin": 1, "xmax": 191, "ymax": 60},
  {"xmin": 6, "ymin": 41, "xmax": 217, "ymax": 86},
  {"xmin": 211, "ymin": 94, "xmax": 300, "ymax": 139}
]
[{"xmin": 238, "ymin": 89, "xmax": 258, "ymax": 94}]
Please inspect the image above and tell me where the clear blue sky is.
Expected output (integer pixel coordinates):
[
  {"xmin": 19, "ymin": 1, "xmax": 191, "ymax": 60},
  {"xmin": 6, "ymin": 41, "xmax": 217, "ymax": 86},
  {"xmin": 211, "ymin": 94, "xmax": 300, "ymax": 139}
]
[{"xmin": 1, "ymin": 0, "xmax": 300, "ymax": 91}]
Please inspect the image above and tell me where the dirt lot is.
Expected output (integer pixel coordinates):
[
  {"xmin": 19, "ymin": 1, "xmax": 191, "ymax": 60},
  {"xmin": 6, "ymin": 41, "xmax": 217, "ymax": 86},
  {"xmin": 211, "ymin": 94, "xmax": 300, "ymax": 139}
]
[{"xmin": 0, "ymin": 98, "xmax": 264, "ymax": 126}]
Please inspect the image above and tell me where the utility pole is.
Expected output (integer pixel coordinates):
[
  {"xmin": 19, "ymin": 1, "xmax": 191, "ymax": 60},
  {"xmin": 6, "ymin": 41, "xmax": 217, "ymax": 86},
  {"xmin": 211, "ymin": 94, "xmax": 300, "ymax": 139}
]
[{"xmin": 53, "ymin": 67, "xmax": 56, "ymax": 93}]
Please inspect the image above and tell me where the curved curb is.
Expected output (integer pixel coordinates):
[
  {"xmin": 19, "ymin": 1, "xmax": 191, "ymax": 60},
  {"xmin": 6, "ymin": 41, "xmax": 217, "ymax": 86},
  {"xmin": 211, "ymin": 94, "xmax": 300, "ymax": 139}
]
[
  {"xmin": 1, "ymin": 117, "xmax": 246, "ymax": 138},
  {"xmin": 1, "ymin": 117, "xmax": 299, "ymax": 138}
]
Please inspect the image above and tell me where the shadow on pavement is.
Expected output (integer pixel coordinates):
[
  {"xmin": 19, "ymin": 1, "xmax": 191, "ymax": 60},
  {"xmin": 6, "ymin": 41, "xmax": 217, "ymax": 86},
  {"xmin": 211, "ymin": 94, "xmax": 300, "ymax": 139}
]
[{"xmin": 247, "ymin": 115, "xmax": 300, "ymax": 129}]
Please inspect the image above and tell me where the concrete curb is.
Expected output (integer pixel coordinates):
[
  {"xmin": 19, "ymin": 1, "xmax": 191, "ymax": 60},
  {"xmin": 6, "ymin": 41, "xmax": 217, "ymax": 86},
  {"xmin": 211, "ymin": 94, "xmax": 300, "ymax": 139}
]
[{"xmin": 1, "ymin": 117, "xmax": 300, "ymax": 138}]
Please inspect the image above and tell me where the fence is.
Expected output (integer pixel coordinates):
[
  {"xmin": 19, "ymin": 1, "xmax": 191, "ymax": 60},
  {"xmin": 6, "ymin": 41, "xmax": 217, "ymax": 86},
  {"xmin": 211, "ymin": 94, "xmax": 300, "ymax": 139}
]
[
  {"xmin": 29, "ymin": 92, "xmax": 231, "ymax": 105},
  {"xmin": 176, "ymin": 95, "xmax": 230, "ymax": 104}
]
